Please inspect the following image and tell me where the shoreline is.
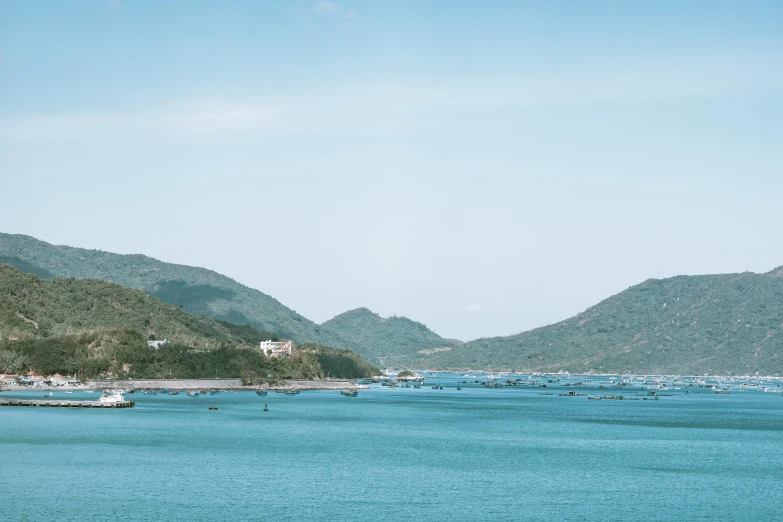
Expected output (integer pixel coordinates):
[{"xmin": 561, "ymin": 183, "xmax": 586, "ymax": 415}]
[{"xmin": 1, "ymin": 378, "xmax": 366, "ymax": 392}]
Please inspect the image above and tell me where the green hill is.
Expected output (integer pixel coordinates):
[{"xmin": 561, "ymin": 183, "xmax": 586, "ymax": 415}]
[
  {"xmin": 0, "ymin": 264, "xmax": 379, "ymax": 380},
  {"xmin": 0, "ymin": 232, "xmax": 356, "ymax": 352},
  {"xmin": 398, "ymin": 269, "xmax": 783, "ymax": 375},
  {"xmin": 321, "ymin": 307, "xmax": 463, "ymax": 366}
]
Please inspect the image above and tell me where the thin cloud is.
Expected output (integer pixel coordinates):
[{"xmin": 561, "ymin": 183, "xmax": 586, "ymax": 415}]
[
  {"xmin": 0, "ymin": 103, "xmax": 290, "ymax": 140},
  {"xmin": 313, "ymin": 1, "xmax": 340, "ymax": 14},
  {"xmin": 2, "ymin": 46, "xmax": 780, "ymax": 142},
  {"xmin": 466, "ymin": 304, "xmax": 482, "ymax": 312},
  {"xmin": 313, "ymin": 1, "xmax": 357, "ymax": 19}
]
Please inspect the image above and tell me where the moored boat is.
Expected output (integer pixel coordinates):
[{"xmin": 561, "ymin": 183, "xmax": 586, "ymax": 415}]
[
  {"xmin": 340, "ymin": 389, "xmax": 359, "ymax": 397},
  {"xmin": 99, "ymin": 389, "xmax": 127, "ymax": 404}
]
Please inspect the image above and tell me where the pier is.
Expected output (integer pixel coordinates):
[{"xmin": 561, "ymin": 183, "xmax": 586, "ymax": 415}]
[{"xmin": 0, "ymin": 399, "xmax": 134, "ymax": 408}]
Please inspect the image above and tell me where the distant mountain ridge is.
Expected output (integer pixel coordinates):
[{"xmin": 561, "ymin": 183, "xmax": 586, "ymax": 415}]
[
  {"xmin": 321, "ymin": 307, "xmax": 463, "ymax": 366},
  {"xmin": 397, "ymin": 269, "xmax": 783, "ymax": 375}
]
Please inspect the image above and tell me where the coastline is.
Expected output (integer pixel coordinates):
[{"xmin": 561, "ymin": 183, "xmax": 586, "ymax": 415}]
[{"xmin": 2, "ymin": 378, "xmax": 365, "ymax": 392}]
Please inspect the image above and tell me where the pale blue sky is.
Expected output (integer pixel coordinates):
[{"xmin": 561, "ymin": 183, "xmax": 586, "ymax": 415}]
[{"xmin": 1, "ymin": 1, "xmax": 782, "ymax": 341}]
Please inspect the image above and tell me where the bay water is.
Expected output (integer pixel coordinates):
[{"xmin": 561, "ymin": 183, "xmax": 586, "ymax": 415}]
[{"xmin": 2, "ymin": 374, "xmax": 782, "ymax": 520}]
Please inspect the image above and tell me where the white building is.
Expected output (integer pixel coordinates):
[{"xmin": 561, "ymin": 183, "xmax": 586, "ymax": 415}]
[
  {"xmin": 147, "ymin": 339, "xmax": 169, "ymax": 349},
  {"xmin": 260, "ymin": 340, "xmax": 293, "ymax": 357}
]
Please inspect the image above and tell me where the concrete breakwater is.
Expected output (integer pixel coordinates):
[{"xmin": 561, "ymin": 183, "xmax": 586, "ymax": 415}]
[
  {"xmin": 95, "ymin": 379, "xmax": 364, "ymax": 391},
  {"xmin": 0, "ymin": 399, "xmax": 134, "ymax": 408}
]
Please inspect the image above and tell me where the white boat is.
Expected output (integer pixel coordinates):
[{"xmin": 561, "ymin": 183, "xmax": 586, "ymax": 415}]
[{"xmin": 99, "ymin": 389, "xmax": 126, "ymax": 404}]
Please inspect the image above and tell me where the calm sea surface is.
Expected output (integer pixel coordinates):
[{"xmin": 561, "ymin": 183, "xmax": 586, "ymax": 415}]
[{"xmin": 2, "ymin": 373, "xmax": 782, "ymax": 521}]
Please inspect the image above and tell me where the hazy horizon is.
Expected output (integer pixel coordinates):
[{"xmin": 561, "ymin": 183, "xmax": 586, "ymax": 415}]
[{"xmin": 2, "ymin": 1, "xmax": 782, "ymax": 340}]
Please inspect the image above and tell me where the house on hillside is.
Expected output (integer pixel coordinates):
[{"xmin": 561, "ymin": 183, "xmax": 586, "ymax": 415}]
[
  {"xmin": 7, "ymin": 336, "xmax": 19, "ymax": 341},
  {"xmin": 260, "ymin": 340, "xmax": 293, "ymax": 357},
  {"xmin": 147, "ymin": 339, "xmax": 169, "ymax": 349}
]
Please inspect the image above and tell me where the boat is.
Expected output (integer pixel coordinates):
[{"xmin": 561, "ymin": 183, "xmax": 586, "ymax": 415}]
[
  {"xmin": 168, "ymin": 390, "xmax": 179, "ymax": 395},
  {"xmin": 256, "ymin": 389, "xmax": 268, "ymax": 396},
  {"xmin": 187, "ymin": 391, "xmax": 198, "ymax": 397},
  {"xmin": 284, "ymin": 388, "xmax": 300, "ymax": 395},
  {"xmin": 65, "ymin": 391, "xmax": 73, "ymax": 394},
  {"xmin": 208, "ymin": 407, "xmax": 218, "ymax": 411},
  {"xmin": 340, "ymin": 389, "xmax": 359, "ymax": 397},
  {"xmin": 99, "ymin": 389, "xmax": 126, "ymax": 404},
  {"xmin": 456, "ymin": 385, "xmax": 461, "ymax": 390}
]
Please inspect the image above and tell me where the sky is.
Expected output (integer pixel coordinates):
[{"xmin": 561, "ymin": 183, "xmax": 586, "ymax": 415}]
[{"xmin": 1, "ymin": 1, "xmax": 782, "ymax": 342}]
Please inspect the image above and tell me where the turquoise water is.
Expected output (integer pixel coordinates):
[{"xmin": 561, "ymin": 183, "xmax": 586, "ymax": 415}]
[{"xmin": 2, "ymin": 375, "xmax": 782, "ymax": 521}]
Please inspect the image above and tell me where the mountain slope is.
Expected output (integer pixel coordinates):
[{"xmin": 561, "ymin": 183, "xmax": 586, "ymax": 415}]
[
  {"xmin": 0, "ymin": 263, "xmax": 272, "ymax": 348},
  {"xmin": 0, "ymin": 264, "xmax": 379, "ymax": 380},
  {"xmin": 0, "ymin": 233, "xmax": 355, "ymax": 351},
  {"xmin": 401, "ymin": 269, "xmax": 783, "ymax": 375},
  {"xmin": 321, "ymin": 307, "xmax": 463, "ymax": 365}
]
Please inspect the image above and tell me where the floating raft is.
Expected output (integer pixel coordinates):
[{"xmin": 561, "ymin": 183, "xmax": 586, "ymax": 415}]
[{"xmin": 0, "ymin": 399, "xmax": 134, "ymax": 409}]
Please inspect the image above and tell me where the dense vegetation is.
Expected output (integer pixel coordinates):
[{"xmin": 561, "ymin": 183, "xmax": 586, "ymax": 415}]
[
  {"xmin": 396, "ymin": 270, "xmax": 783, "ymax": 375},
  {"xmin": 0, "ymin": 233, "xmax": 359, "ymax": 352},
  {"xmin": 0, "ymin": 265, "xmax": 379, "ymax": 380},
  {"xmin": 321, "ymin": 308, "xmax": 463, "ymax": 365}
]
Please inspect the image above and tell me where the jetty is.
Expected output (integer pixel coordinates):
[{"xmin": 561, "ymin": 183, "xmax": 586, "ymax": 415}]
[{"xmin": 0, "ymin": 399, "xmax": 134, "ymax": 408}]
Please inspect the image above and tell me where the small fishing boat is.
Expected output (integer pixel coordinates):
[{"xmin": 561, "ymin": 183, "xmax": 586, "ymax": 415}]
[
  {"xmin": 284, "ymin": 388, "xmax": 300, "ymax": 395},
  {"xmin": 256, "ymin": 389, "xmax": 268, "ymax": 396},
  {"xmin": 208, "ymin": 407, "xmax": 218, "ymax": 411},
  {"xmin": 187, "ymin": 391, "xmax": 198, "ymax": 397},
  {"xmin": 340, "ymin": 389, "xmax": 359, "ymax": 397}
]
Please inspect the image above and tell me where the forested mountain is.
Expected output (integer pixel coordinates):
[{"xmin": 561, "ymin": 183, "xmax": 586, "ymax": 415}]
[
  {"xmin": 5, "ymin": 233, "xmax": 783, "ymax": 375},
  {"xmin": 0, "ymin": 264, "xmax": 379, "ymax": 379},
  {"xmin": 322, "ymin": 308, "xmax": 463, "ymax": 366},
  {"xmin": 0, "ymin": 233, "xmax": 356, "ymax": 352},
  {"xmin": 398, "ymin": 269, "xmax": 783, "ymax": 375}
]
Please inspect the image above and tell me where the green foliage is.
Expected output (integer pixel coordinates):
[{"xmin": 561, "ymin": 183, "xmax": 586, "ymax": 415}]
[
  {"xmin": 298, "ymin": 342, "xmax": 381, "ymax": 378},
  {"xmin": 0, "ymin": 349, "xmax": 28, "ymax": 374},
  {"xmin": 400, "ymin": 272, "xmax": 783, "ymax": 375}
]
